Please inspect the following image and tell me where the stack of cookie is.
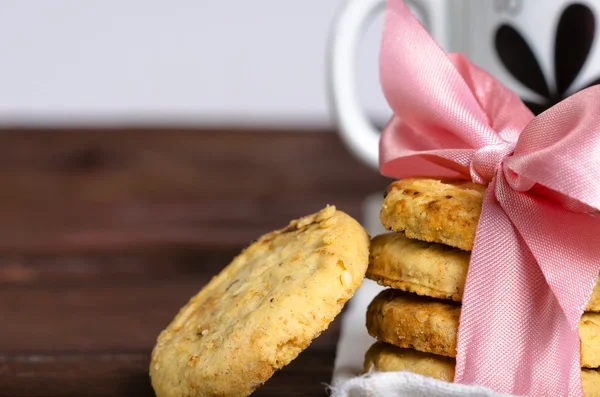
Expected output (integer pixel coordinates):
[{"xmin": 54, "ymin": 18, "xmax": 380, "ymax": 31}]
[{"xmin": 363, "ymin": 179, "xmax": 600, "ymax": 396}]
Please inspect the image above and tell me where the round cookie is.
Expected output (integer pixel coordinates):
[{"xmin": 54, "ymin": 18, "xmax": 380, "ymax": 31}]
[
  {"xmin": 589, "ymin": 282, "xmax": 600, "ymax": 313},
  {"xmin": 381, "ymin": 179, "xmax": 485, "ymax": 251},
  {"xmin": 366, "ymin": 342, "xmax": 600, "ymax": 397},
  {"xmin": 150, "ymin": 206, "xmax": 370, "ymax": 397},
  {"xmin": 581, "ymin": 313, "xmax": 600, "ymax": 368},
  {"xmin": 366, "ymin": 289, "xmax": 600, "ymax": 367},
  {"xmin": 364, "ymin": 342, "xmax": 455, "ymax": 381},
  {"xmin": 583, "ymin": 369, "xmax": 600, "ymax": 397},
  {"xmin": 368, "ymin": 233, "xmax": 469, "ymax": 302},
  {"xmin": 368, "ymin": 233, "xmax": 600, "ymax": 311},
  {"xmin": 366, "ymin": 289, "xmax": 459, "ymax": 357}
]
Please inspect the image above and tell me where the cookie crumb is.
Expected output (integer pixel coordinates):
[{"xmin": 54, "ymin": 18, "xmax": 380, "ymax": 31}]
[
  {"xmin": 316, "ymin": 205, "xmax": 336, "ymax": 222},
  {"xmin": 323, "ymin": 234, "xmax": 335, "ymax": 245},
  {"xmin": 340, "ymin": 270, "xmax": 353, "ymax": 288},
  {"xmin": 187, "ymin": 355, "xmax": 200, "ymax": 367},
  {"xmin": 320, "ymin": 216, "xmax": 338, "ymax": 228}
]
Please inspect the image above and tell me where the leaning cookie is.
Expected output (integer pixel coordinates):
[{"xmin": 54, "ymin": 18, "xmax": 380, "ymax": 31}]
[
  {"xmin": 365, "ymin": 342, "xmax": 600, "ymax": 397},
  {"xmin": 368, "ymin": 233, "xmax": 600, "ymax": 311},
  {"xmin": 380, "ymin": 179, "xmax": 485, "ymax": 251},
  {"xmin": 366, "ymin": 289, "xmax": 600, "ymax": 367},
  {"xmin": 150, "ymin": 206, "xmax": 370, "ymax": 397}
]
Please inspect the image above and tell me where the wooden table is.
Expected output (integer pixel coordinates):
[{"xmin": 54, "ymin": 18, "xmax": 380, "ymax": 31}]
[
  {"xmin": 0, "ymin": 249, "xmax": 342, "ymax": 396},
  {"xmin": 0, "ymin": 129, "xmax": 388, "ymax": 396}
]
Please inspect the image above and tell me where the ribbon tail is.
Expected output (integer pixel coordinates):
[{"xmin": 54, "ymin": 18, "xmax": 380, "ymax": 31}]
[
  {"xmin": 455, "ymin": 177, "xmax": 583, "ymax": 397},
  {"xmin": 498, "ymin": 174, "xmax": 600, "ymax": 327}
]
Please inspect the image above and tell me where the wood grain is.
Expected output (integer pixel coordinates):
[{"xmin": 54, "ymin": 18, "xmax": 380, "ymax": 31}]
[
  {"xmin": 0, "ymin": 128, "xmax": 386, "ymax": 396},
  {"xmin": 0, "ymin": 273, "xmax": 340, "ymax": 397},
  {"xmin": 0, "ymin": 249, "xmax": 343, "ymax": 396},
  {"xmin": 0, "ymin": 340, "xmax": 339, "ymax": 397},
  {"xmin": 0, "ymin": 128, "xmax": 389, "ymax": 252}
]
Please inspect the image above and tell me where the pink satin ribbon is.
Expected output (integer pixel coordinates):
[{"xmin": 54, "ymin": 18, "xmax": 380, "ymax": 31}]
[{"xmin": 379, "ymin": 1, "xmax": 600, "ymax": 396}]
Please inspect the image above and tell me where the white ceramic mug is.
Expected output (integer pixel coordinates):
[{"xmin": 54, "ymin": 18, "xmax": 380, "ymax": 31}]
[{"xmin": 328, "ymin": 0, "xmax": 600, "ymax": 169}]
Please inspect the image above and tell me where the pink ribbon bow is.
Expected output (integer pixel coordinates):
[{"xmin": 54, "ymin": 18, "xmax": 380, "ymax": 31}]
[{"xmin": 379, "ymin": 1, "xmax": 600, "ymax": 396}]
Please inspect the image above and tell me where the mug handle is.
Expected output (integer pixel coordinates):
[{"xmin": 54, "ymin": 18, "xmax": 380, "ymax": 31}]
[{"xmin": 328, "ymin": 0, "xmax": 447, "ymax": 170}]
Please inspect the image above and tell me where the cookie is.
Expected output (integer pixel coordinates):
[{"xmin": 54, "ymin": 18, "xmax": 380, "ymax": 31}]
[
  {"xmin": 380, "ymin": 179, "xmax": 485, "ymax": 251},
  {"xmin": 590, "ymin": 282, "xmax": 600, "ymax": 313},
  {"xmin": 366, "ymin": 289, "xmax": 459, "ymax": 357},
  {"xmin": 366, "ymin": 289, "xmax": 600, "ymax": 367},
  {"xmin": 150, "ymin": 206, "xmax": 370, "ymax": 397},
  {"xmin": 367, "ymin": 233, "xmax": 600, "ymax": 311},
  {"xmin": 581, "ymin": 313, "xmax": 600, "ymax": 368},
  {"xmin": 583, "ymin": 369, "xmax": 600, "ymax": 397},
  {"xmin": 368, "ymin": 232, "xmax": 469, "ymax": 302},
  {"xmin": 364, "ymin": 342, "xmax": 455, "ymax": 381},
  {"xmin": 366, "ymin": 342, "xmax": 600, "ymax": 397}
]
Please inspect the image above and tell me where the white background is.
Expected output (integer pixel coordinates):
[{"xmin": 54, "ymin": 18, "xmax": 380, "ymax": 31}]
[{"xmin": 0, "ymin": 0, "xmax": 391, "ymax": 128}]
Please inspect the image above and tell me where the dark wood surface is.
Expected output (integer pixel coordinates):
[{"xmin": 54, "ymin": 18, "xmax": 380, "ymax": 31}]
[{"xmin": 0, "ymin": 128, "xmax": 389, "ymax": 396}]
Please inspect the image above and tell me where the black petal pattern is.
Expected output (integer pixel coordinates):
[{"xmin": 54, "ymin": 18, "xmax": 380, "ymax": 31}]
[
  {"xmin": 555, "ymin": 4, "xmax": 595, "ymax": 96},
  {"xmin": 495, "ymin": 4, "xmax": 600, "ymax": 115},
  {"xmin": 495, "ymin": 25, "xmax": 550, "ymax": 97}
]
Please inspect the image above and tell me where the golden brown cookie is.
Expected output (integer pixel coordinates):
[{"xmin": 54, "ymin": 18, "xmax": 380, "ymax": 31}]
[
  {"xmin": 150, "ymin": 206, "xmax": 370, "ymax": 397},
  {"xmin": 581, "ymin": 312, "xmax": 600, "ymax": 368},
  {"xmin": 367, "ymin": 233, "xmax": 600, "ymax": 311},
  {"xmin": 583, "ymin": 369, "xmax": 600, "ymax": 397},
  {"xmin": 366, "ymin": 289, "xmax": 460, "ymax": 357},
  {"xmin": 368, "ymin": 233, "xmax": 469, "ymax": 302},
  {"xmin": 366, "ymin": 341, "xmax": 600, "ymax": 397},
  {"xmin": 367, "ymin": 289, "xmax": 600, "ymax": 367},
  {"xmin": 380, "ymin": 179, "xmax": 485, "ymax": 251},
  {"xmin": 590, "ymin": 282, "xmax": 600, "ymax": 313},
  {"xmin": 364, "ymin": 342, "xmax": 455, "ymax": 381}
]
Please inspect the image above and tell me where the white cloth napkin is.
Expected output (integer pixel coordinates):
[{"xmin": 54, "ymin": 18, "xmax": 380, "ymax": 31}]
[{"xmin": 329, "ymin": 280, "xmax": 517, "ymax": 397}]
